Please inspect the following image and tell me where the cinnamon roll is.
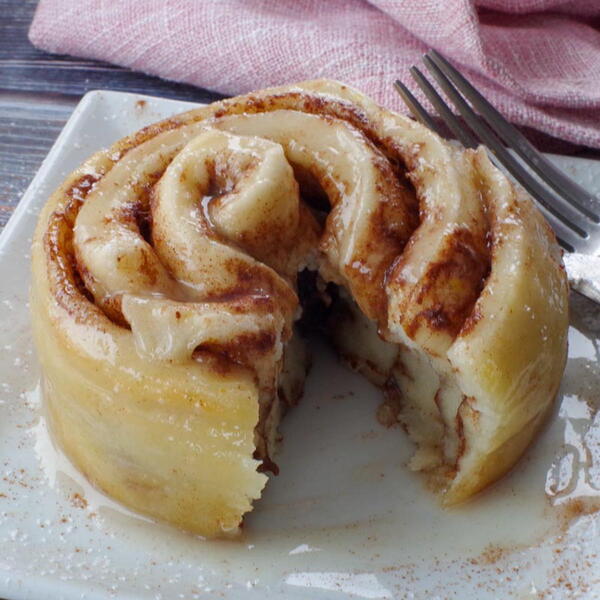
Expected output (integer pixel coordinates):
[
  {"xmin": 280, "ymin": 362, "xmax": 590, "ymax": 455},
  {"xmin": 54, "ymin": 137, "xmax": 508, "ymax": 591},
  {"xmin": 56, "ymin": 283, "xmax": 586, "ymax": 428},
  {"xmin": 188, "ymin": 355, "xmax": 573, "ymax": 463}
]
[{"xmin": 31, "ymin": 80, "xmax": 569, "ymax": 536}]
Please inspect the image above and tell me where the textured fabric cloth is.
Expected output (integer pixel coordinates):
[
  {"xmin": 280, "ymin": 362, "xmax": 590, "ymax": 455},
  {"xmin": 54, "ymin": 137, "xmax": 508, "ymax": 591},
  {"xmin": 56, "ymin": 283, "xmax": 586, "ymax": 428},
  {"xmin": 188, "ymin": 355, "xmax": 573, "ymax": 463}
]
[{"xmin": 29, "ymin": 0, "xmax": 600, "ymax": 148}]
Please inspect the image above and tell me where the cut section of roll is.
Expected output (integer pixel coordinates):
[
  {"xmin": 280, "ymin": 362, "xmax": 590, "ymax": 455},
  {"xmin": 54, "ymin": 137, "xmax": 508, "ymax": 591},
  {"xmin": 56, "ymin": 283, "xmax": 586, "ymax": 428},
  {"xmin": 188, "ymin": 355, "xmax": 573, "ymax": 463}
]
[{"xmin": 31, "ymin": 79, "xmax": 569, "ymax": 536}]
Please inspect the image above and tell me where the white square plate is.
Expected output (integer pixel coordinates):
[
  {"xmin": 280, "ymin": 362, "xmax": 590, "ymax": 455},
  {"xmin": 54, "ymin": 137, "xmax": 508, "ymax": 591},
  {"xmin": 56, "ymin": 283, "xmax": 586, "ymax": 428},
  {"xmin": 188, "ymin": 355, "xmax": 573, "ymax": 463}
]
[{"xmin": 1, "ymin": 91, "xmax": 600, "ymax": 600}]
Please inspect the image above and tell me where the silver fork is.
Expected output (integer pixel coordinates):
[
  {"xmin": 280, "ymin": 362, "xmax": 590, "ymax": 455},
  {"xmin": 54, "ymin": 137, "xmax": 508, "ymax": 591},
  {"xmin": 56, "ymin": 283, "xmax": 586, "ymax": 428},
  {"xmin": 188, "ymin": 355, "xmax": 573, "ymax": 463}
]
[{"xmin": 394, "ymin": 49, "xmax": 600, "ymax": 305}]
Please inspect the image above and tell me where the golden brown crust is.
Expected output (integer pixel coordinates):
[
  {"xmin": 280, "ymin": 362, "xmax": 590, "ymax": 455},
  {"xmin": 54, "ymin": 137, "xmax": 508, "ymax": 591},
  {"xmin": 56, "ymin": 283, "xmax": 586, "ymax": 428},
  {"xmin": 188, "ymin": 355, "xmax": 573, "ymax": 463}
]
[{"xmin": 31, "ymin": 79, "xmax": 569, "ymax": 536}]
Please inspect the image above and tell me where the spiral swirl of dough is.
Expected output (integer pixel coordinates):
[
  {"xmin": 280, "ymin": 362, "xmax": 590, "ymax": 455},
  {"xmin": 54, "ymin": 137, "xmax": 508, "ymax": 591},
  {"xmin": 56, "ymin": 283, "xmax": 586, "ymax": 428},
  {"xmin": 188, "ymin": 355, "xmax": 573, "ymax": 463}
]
[{"xmin": 31, "ymin": 80, "xmax": 569, "ymax": 536}]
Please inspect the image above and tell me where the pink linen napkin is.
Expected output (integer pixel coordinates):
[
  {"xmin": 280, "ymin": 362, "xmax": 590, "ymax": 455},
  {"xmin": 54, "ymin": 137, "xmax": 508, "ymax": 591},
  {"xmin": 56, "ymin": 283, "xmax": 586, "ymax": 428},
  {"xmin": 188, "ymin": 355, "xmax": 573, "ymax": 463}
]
[{"xmin": 29, "ymin": 0, "xmax": 600, "ymax": 148}]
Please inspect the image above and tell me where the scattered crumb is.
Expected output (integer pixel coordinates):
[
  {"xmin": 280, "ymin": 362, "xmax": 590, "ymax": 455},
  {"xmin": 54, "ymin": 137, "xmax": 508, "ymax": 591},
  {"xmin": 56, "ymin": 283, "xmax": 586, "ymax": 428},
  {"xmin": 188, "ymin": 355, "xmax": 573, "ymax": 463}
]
[
  {"xmin": 479, "ymin": 544, "xmax": 507, "ymax": 565},
  {"xmin": 70, "ymin": 493, "xmax": 88, "ymax": 509}
]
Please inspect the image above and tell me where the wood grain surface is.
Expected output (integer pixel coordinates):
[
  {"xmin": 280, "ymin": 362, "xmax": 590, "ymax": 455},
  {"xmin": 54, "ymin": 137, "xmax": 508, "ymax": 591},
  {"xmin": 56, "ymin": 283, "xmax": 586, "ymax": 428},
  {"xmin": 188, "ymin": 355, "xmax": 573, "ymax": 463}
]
[{"xmin": 0, "ymin": 0, "xmax": 223, "ymax": 232}]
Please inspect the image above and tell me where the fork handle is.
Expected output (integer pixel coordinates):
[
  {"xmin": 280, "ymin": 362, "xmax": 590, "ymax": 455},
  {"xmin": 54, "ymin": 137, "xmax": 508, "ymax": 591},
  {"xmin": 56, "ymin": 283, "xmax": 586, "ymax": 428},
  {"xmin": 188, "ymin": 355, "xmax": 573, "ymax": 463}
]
[{"xmin": 563, "ymin": 253, "xmax": 600, "ymax": 305}]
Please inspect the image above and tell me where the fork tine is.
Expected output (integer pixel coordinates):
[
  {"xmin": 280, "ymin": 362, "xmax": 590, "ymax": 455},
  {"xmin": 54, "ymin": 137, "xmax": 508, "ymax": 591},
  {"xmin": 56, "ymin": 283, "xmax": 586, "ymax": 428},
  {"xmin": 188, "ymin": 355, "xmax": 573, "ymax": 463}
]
[
  {"xmin": 530, "ymin": 206, "xmax": 579, "ymax": 253},
  {"xmin": 408, "ymin": 67, "xmax": 478, "ymax": 149},
  {"xmin": 393, "ymin": 80, "xmax": 444, "ymax": 136},
  {"xmin": 421, "ymin": 54, "xmax": 591, "ymax": 242},
  {"xmin": 427, "ymin": 49, "xmax": 600, "ymax": 224}
]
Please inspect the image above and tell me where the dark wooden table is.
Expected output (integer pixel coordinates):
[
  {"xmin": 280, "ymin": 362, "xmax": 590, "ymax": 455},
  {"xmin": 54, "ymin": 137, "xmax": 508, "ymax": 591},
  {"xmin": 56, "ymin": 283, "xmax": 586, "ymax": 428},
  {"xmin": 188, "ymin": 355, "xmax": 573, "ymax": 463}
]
[{"xmin": 0, "ymin": 0, "xmax": 223, "ymax": 233}]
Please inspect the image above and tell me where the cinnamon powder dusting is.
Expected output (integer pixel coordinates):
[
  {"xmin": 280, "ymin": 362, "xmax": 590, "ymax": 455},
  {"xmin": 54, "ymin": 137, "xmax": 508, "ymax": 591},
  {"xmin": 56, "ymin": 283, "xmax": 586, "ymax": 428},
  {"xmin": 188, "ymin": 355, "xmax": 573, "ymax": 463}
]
[{"xmin": 70, "ymin": 493, "xmax": 88, "ymax": 509}]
